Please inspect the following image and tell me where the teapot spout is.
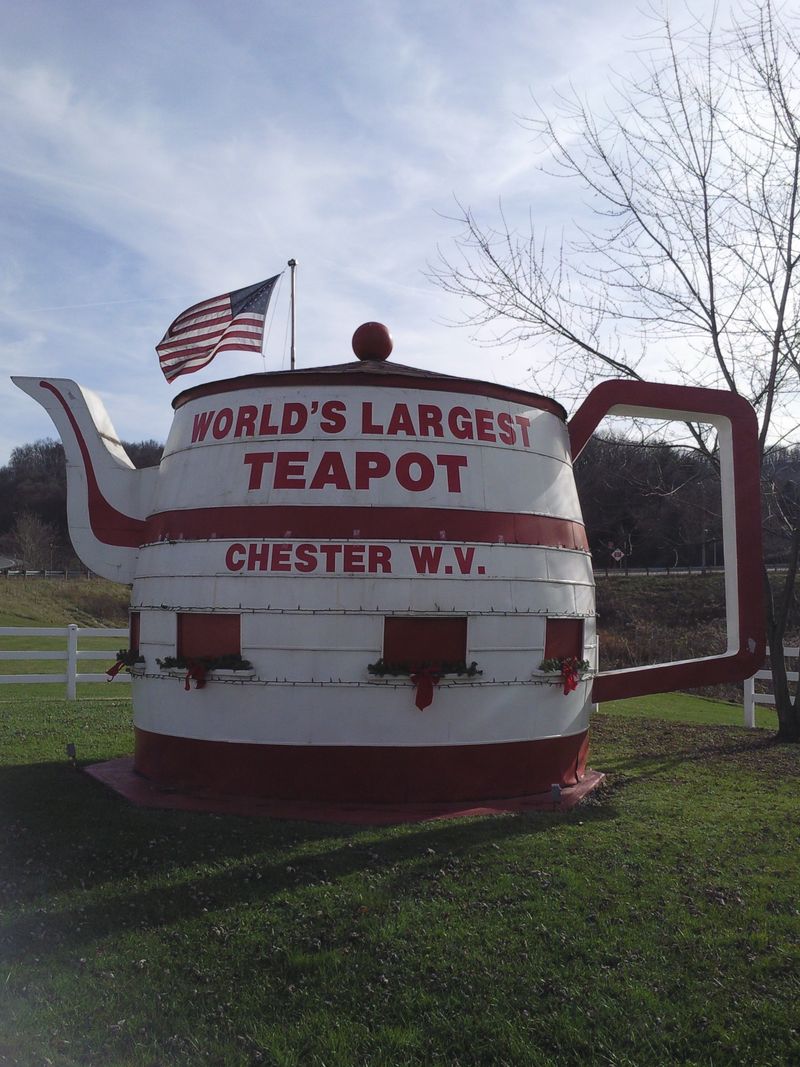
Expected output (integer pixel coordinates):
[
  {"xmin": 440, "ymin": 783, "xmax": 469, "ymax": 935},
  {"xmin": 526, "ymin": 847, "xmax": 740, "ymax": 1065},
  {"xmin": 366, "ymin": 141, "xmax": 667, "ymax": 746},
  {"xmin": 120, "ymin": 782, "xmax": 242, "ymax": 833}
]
[{"xmin": 12, "ymin": 377, "xmax": 157, "ymax": 584}]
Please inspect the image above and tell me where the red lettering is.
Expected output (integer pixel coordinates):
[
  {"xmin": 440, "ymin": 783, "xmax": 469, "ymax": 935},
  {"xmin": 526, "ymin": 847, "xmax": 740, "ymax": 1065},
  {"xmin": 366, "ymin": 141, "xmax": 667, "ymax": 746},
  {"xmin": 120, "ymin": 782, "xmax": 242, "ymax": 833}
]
[
  {"xmin": 387, "ymin": 403, "xmax": 415, "ymax": 436},
  {"xmin": 475, "ymin": 408, "xmax": 496, "ymax": 442},
  {"xmin": 368, "ymin": 545, "xmax": 392, "ymax": 573},
  {"xmin": 295, "ymin": 543, "xmax": 318, "ymax": 573},
  {"xmin": 418, "ymin": 404, "xmax": 444, "ymax": 438},
  {"xmin": 355, "ymin": 451, "xmax": 391, "ymax": 489},
  {"xmin": 396, "ymin": 452, "xmax": 435, "ymax": 491},
  {"xmin": 309, "ymin": 452, "xmax": 351, "ymax": 490},
  {"xmin": 225, "ymin": 543, "xmax": 246, "ymax": 571},
  {"xmin": 410, "ymin": 545, "xmax": 442, "ymax": 574},
  {"xmin": 513, "ymin": 414, "xmax": 531, "ymax": 447},
  {"xmin": 259, "ymin": 404, "xmax": 279, "ymax": 436},
  {"xmin": 191, "ymin": 410, "xmax": 214, "ymax": 443},
  {"xmin": 234, "ymin": 405, "xmax": 258, "ymax": 438},
  {"xmin": 274, "ymin": 452, "xmax": 308, "ymax": 489},
  {"xmin": 436, "ymin": 454, "xmax": 468, "ymax": 493},
  {"xmin": 454, "ymin": 546, "xmax": 476, "ymax": 574},
  {"xmin": 281, "ymin": 402, "xmax": 307, "ymax": 434},
  {"xmin": 320, "ymin": 544, "xmax": 342, "ymax": 572},
  {"xmin": 343, "ymin": 544, "xmax": 366, "ymax": 572},
  {"xmin": 247, "ymin": 542, "xmax": 271, "ymax": 570},
  {"xmin": 448, "ymin": 406, "xmax": 474, "ymax": 440},
  {"xmin": 361, "ymin": 402, "xmax": 384, "ymax": 434},
  {"xmin": 212, "ymin": 408, "xmax": 234, "ymax": 440},
  {"xmin": 320, "ymin": 400, "xmax": 347, "ymax": 433},
  {"xmin": 497, "ymin": 412, "xmax": 516, "ymax": 446},
  {"xmin": 243, "ymin": 452, "xmax": 274, "ymax": 490},
  {"xmin": 271, "ymin": 543, "xmax": 292, "ymax": 571},
  {"xmin": 230, "ymin": 541, "xmax": 398, "ymax": 574}
]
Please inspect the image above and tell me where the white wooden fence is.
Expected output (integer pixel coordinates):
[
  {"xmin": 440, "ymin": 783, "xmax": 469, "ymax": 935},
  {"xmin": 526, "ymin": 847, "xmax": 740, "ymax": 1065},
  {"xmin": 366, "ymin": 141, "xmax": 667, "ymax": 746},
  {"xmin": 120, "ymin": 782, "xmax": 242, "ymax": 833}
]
[
  {"xmin": 743, "ymin": 646, "xmax": 799, "ymax": 728},
  {"xmin": 0, "ymin": 624, "xmax": 129, "ymax": 699},
  {"xmin": 3, "ymin": 625, "xmax": 797, "ymax": 717}
]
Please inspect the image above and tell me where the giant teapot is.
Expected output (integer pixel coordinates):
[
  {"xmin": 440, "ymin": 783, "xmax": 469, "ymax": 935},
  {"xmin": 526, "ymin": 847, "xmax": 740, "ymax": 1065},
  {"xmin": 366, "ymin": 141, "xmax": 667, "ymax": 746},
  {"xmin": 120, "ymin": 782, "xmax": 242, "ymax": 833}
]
[{"xmin": 14, "ymin": 332, "xmax": 764, "ymax": 805}]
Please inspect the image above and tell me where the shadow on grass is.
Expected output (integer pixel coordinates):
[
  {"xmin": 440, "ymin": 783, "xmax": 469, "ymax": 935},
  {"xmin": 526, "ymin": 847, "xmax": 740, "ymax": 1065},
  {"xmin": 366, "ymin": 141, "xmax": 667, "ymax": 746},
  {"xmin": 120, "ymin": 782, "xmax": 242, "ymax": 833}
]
[
  {"xmin": 592, "ymin": 713, "xmax": 800, "ymax": 784},
  {"xmin": 0, "ymin": 759, "xmax": 617, "ymax": 961}
]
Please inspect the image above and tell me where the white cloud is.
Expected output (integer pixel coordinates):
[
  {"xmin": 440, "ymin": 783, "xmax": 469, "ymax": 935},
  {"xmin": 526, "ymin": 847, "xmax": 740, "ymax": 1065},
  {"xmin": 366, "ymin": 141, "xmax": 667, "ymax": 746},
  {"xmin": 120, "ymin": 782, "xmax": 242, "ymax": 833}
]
[{"xmin": 1, "ymin": 0, "xmax": 737, "ymax": 464}]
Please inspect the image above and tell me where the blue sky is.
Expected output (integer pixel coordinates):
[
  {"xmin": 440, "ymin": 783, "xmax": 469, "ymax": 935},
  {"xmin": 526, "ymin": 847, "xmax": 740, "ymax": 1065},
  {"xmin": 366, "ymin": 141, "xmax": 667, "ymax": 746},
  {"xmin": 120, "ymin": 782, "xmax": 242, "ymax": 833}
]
[{"xmin": 0, "ymin": 0, "xmax": 725, "ymax": 464}]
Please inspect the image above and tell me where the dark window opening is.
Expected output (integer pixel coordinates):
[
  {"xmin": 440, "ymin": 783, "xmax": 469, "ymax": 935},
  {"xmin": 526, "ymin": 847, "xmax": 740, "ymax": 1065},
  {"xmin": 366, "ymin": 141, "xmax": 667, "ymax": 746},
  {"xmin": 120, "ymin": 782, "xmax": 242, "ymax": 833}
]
[
  {"xmin": 544, "ymin": 618, "xmax": 584, "ymax": 661},
  {"xmin": 383, "ymin": 616, "xmax": 467, "ymax": 666},
  {"xmin": 177, "ymin": 613, "xmax": 241, "ymax": 661},
  {"xmin": 129, "ymin": 611, "xmax": 140, "ymax": 654}
]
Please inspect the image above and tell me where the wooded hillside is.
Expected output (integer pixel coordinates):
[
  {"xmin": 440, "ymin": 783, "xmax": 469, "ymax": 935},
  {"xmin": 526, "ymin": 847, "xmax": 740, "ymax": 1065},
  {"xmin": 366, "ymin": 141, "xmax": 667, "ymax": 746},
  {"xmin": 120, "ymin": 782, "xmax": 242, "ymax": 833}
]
[
  {"xmin": 1, "ymin": 434, "xmax": 796, "ymax": 571},
  {"xmin": 0, "ymin": 439, "xmax": 162, "ymax": 569}
]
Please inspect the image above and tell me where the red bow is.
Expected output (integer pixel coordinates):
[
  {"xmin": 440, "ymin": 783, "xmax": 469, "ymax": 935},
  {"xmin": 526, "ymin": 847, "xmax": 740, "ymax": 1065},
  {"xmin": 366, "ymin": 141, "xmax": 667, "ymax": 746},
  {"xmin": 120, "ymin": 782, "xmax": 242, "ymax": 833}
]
[
  {"xmin": 184, "ymin": 661, "xmax": 208, "ymax": 690},
  {"xmin": 410, "ymin": 665, "xmax": 442, "ymax": 710},
  {"xmin": 560, "ymin": 657, "xmax": 580, "ymax": 695},
  {"xmin": 106, "ymin": 660, "xmax": 125, "ymax": 680}
]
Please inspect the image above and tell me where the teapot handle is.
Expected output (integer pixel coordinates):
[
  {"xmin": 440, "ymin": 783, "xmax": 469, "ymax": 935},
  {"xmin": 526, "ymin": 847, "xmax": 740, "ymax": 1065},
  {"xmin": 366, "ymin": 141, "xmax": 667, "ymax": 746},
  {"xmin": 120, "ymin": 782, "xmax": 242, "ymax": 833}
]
[{"xmin": 568, "ymin": 380, "xmax": 765, "ymax": 703}]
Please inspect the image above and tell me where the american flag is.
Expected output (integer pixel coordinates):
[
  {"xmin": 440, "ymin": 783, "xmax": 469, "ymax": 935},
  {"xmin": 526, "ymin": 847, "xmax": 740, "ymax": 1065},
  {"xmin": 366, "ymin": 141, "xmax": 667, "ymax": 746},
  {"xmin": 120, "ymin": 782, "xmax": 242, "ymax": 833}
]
[{"xmin": 156, "ymin": 275, "xmax": 280, "ymax": 383}]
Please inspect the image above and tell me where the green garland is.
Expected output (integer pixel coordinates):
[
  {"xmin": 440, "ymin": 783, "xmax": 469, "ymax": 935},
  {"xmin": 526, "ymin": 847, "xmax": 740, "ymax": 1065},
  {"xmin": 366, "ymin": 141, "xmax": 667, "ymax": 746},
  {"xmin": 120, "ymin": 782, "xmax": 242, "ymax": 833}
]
[
  {"xmin": 115, "ymin": 648, "xmax": 145, "ymax": 667},
  {"xmin": 367, "ymin": 658, "xmax": 482, "ymax": 678},
  {"xmin": 539, "ymin": 657, "xmax": 590, "ymax": 675},
  {"xmin": 156, "ymin": 654, "xmax": 253, "ymax": 672}
]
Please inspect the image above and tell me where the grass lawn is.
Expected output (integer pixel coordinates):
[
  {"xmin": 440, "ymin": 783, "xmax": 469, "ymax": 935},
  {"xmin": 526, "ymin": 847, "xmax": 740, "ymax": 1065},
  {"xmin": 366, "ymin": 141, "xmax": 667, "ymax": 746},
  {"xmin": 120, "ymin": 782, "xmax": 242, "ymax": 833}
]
[
  {"xmin": 0, "ymin": 578, "xmax": 129, "ymax": 629},
  {"xmin": 1, "ymin": 690, "xmax": 798, "ymax": 1066},
  {"xmin": 602, "ymin": 690, "xmax": 776, "ymax": 729},
  {"xmin": 0, "ymin": 579, "xmax": 129, "ymax": 703},
  {"xmin": 0, "ymin": 640, "xmax": 128, "ymax": 703}
]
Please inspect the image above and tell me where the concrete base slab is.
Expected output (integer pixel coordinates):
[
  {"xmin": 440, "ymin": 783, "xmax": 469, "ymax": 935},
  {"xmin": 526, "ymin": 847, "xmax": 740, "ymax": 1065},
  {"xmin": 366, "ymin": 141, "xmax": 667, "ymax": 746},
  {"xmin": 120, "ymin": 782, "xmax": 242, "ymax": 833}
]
[{"xmin": 84, "ymin": 758, "xmax": 606, "ymax": 824}]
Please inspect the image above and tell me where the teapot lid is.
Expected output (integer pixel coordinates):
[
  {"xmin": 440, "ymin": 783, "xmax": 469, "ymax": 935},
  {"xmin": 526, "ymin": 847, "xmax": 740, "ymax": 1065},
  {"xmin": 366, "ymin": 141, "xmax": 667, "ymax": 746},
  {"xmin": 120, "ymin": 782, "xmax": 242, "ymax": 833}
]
[{"xmin": 172, "ymin": 322, "xmax": 566, "ymax": 420}]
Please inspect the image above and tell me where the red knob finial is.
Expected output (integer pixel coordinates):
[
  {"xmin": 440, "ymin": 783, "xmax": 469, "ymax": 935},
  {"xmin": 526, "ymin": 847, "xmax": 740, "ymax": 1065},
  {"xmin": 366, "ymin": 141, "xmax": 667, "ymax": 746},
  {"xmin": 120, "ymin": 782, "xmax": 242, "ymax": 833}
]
[{"xmin": 352, "ymin": 322, "xmax": 393, "ymax": 361}]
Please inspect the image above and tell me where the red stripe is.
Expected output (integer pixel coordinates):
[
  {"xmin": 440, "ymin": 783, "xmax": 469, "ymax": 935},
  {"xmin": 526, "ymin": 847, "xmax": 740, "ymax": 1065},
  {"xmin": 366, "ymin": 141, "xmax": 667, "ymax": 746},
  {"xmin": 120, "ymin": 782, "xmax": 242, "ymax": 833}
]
[
  {"xmin": 159, "ymin": 322, "xmax": 233, "ymax": 352},
  {"xmin": 173, "ymin": 368, "xmax": 569, "ymax": 418},
  {"xmin": 161, "ymin": 337, "xmax": 264, "ymax": 373},
  {"xmin": 161, "ymin": 330, "xmax": 262, "ymax": 364},
  {"xmin": 162, "ymin": 349, "xmax": 213, "ymax": 371},
  {"xmin": 134, "ymin": 727, "xmax": 590, "ymax": 803},
  {"xmin": 159, "ymin": 343, "xmax": 218, "ymax": 363},
  {"xmin": 40, "ymin": 382, "xmax": 148, "ymax": 547},
  {"xmin": 161, "ymin": 348, "xmax": 224, "ymax": 369},
  {"xmin": 159, "ymin": 335, "xmax": 224, "ymax": 357},
  {"xmin": 213, "ymin": 329, "xmax": 263, "ymax": 341},
  {"xmin": 229, "ymin": 314, "xmax": 266, "ymax": 325},
  {"xmin": 161, "ymin": 353, "xmax": 216, "ymax": 373},
  {"xmin": 569, "ymin": 381, "xmax": 765, "ymax": 701},
  {"xmin": 168, "ymin": 310, "xmax": 261, "ymax": 340},
  {"xmin": 213, "ymin": 341, "xmax": 263, "ymax": 353},
  {"xmin": 163, "ymin": 358, "xmax": 216, "ymax": 383},
  {"xmin": 144, "ymin": 505, "xmax": 589, "ymax": 549},
  {"xmin": 87, "ymin": 757, "xmax": 605, "ymax": 822},
  {"xmin": 171, "ymin": 297, "xmax": 231, "ymax": 327},
  {"xmin": 158, "ymin": 322, "xmax": 264, "ymax": 360},
  {"xmin": 163, "ymin": 358, "xmax": 215, "ymax": 380},
  {"xmin": 169, "ymin": 309, "xmax": 231, "ymax": 332},
  {"xmin": 592, "ymin": 651, "xmax": 764, "ymax": 701}
]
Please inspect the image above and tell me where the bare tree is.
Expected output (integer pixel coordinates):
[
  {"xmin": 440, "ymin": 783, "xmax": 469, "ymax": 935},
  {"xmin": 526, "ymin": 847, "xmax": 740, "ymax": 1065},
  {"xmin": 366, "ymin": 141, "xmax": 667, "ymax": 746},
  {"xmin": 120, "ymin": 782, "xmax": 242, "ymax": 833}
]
[
  {"xmin": 11, "ymin": 512, "xmax": 59, "ymax": 572},
  {"xmin": 431, "ymin": 1, "xmax": 800, "ymax": 739}
]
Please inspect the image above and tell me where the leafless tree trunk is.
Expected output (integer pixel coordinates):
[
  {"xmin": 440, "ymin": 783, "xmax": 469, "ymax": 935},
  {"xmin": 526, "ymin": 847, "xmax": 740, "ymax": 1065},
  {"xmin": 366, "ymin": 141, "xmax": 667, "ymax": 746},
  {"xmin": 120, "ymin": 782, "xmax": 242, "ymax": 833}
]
[
  {"xmin": 12, "ymin": 512, "xmax": 58, "ymax": 572},
  {"xmin": 430, "ymin": 0, "xmax": 800, "ymax": 739}
]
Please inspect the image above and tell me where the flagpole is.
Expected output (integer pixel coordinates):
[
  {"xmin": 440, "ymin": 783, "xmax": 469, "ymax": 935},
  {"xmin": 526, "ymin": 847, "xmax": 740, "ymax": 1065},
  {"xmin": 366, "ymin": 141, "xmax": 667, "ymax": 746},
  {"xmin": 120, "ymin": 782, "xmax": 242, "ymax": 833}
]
[{"xmin": 288, "ymin": 258, "xmax": 297, "ymax": 370}]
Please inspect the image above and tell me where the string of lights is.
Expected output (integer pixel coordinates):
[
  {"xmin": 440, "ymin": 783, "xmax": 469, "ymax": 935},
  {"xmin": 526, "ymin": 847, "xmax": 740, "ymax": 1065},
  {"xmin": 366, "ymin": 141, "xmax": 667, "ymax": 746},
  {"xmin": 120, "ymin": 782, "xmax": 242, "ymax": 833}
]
[
  {"xmin": 128, "ymin": 669, "xmax": 591, "ymax": 688},
  {"xmin": 132, "ymin": 604, "xmax": 597, "ymax": 618}
]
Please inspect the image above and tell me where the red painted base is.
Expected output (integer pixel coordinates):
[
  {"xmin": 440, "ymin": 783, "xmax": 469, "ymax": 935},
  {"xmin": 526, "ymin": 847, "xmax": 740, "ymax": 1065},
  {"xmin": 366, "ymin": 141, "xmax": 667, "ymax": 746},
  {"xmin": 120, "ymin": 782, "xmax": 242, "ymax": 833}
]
[
  {"xmin": 133, "ymin": 727, "xmax": 590, "ymax": 804},
  {"xmin": 85, "ymin": 757, "xmax": 605, "ymax": 824}
]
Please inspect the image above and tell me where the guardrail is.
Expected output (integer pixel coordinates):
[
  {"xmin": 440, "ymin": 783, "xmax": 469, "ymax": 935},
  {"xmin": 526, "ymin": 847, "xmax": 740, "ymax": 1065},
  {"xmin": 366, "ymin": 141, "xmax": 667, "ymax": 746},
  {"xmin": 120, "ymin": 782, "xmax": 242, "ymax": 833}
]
[
  {"xmin": 0, "ymin": 624, "xmax": 129, "ymax": 699},
  {"xmin": 2, "ymin": 570, "xmax": 92, "ymax": 579},
  {"xmin": 595, "ymin": 565, "xmax": 789, "ymax": 577},
  {"xmin": 743, "ymin": 646, "xmax": 799, "ymax": 728}
]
